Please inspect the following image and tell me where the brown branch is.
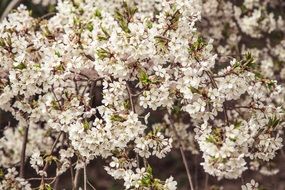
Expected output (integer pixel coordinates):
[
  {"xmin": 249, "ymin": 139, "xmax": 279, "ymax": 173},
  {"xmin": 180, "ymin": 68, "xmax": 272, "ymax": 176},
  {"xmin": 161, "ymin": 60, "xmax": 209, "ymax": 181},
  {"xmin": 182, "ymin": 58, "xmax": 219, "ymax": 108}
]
[
  {"xmin": 50, "ymin": 131, "xmax": 63, "ymax": 153},
  {"xmin": 20, "ymin": 125, "xmax": 29, "ymax": 178},
  {"xmin": 70, "ymin": 159, "xmax": 75, "ymax": 189},
  {"xmin": 40, "ymin": 12, "xmax": 56, "ymax": 20},
  {"xmin": 27, "ymin": 177, "xmax": 55, "ymax": 181},
  {"xmin": 204, "ymin": 173, "xmax": 208, "ymax": 190},
  {"xmin": 229, "ymin": 105, "xmax": 265, "ymax": 111},
  {"xmin": 73, "ymin": 168, "xmax": 82, "ymax": 190},
  {"xmin": 168, "ymin": 116, "xmax": 194, "ymax": 190},
  {"xmin": 84, "ymin": 163, "xmax": 87, "ymax": 190},
  {"xmin": 0, "ymin": 0, "xmax": 23, "ymax": 21},
  {"xmin": 87, "ymin": 179, "xmax": 97, "ymax": 190},
  {"xmin": 179, "ymin": 147, "xmax": 194, "ymax": 190},
  {"xmin": 126, "ymin": 83, "xmax": 142, "ymax": 168},
  {"xmin": 51, "ymin": 87, "xmax": 63, "ymax": 110},
  {"xmin": 53, "ymin": 177, "xmax": 60, "ymax": 190},
  {"xmin": 53, "ymin": 133, "xmax": 66, "ymax": 189},
  {"xmin": 126, "ymin": 83, "xmax": 135, "ymax": 112},
  {"xmin": 41, "ymin": 131, "xmax": 63, "ymax": 185},
  {"xmin": 204, "ymin": 70, "xmax": 229, "ymax": 125}
]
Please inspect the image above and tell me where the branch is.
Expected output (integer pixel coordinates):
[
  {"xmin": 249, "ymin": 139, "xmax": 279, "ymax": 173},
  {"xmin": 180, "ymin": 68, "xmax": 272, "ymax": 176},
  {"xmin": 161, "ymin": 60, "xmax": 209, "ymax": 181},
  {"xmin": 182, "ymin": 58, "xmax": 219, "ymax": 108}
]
[
  {"xmin": 87, "ymin": 179, "xmax": 97, "ymax": 190},
  {"xmin": 126, "ymin": 83, "xmax": 142, "ymax": 168},
  {"xmin": 204, "ymin": 173, "xmax": 208, "ymax": 190},
  {"xmin": 84, "ymin": 163, "xmax": 87, "ymax": 190},
  {"xmin": 168, "ymin": 116, "xmax": 194, "ymax": 190},
  {"xmin": 51, "ymin": 86, "xmax": 63, "ymax": 110},
  {"xmin": 126, "ymin": 83, "xmax": 135, "ymax": 112},
  {"xmin": 204, "ymin": 70, "xmax": 229, "ymax": 125},
  {"xmin": 179, "ymin": 147, "xmax": 194, "ymax": 190},
  {"xmin": 41, "ymin": 131, "xmax": 63, "ymax": 185},
  {"xmin": 229, "ymin": 105, "xmax": 265, "ymax": 112},
  {"xmin": 70, "ymin": 159, "xmax": 75, "ymax": 189},
  {"xmin": 20, "ymin": 125, "xmax": 29, "ymax": 178},
  {"xmin": 53, "ymin": 133, "xmax": 66, "ymax": 189},
  {"xmin": 0, "ymin": 0, "xmax": 23, "ymax": 21},
  {"xmin": 73, "ymin": 168, "xmax": 82, "ymax": 190},
  {"xmin": 27, "ymin": 177, "xmax": 55, "ymax": 181}
]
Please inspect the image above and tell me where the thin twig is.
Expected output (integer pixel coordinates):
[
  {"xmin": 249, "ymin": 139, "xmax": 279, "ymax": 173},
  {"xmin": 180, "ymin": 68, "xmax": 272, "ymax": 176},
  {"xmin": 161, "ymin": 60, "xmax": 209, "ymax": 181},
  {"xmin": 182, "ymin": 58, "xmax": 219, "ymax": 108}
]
[
  {"xmin": 0, "ymin": 0, "xmax": 23, "ymax": 21},
  {"xmin": 53, "ymin": 176, "xmax": 60, "ymax": 189},
  {"xmin": 194, "ymin": 155, "xmax": 198, "ymax": 190},
  {"xmin": 84, "ymin": 163, "xmax": 87, "ymax": 190},
  {"xmin": 241, "ymin": 174, "xmax": 245, "ymax": 184},
  {"xmin": 74, "ymin": 78, "xmax": 79, "ymax": 96},
  {"xmin": 27, "ymin": 177, "xmax": 55, "ymax": 181},
  {"xmin": 169, "ymin": 117, "xmax": 194, "ymax": 190},
  {"xmin": 73, "ymin": 168, "xmax": 82, "ymax": 190},
  {"xmin": 20, "ymin": 125, "xmax": 29, "ymax": 178},
  {"xmin": 70, "ymin": 159, "xmax": 75, "ymax": 189},
  {"xmin": 126, "ymin": 83, "xmax": 141, "ymax": 167},
  {"xmin": 228, "ymin": 105, "xmax": 264, "ymax": 111},
  {"xmin": 88, "ymin": 81, "xmax": 96, "ymax": 106},
  {"xmin": 87, "ymin": 179, "xmax": 97, "ymax": 190},
  {"xmin": 51, "ymin": 87, "xmax": 63, "ymax": 110},
  {"xmin": 81, "ymin": 81, "xmax": 90, "ymax": 100},
  {"xmin": 204, "ymin": 173, "xmax": 208, "ymax": 190},
  {"xmin": 136, "ymin": 153, "xmax": 140, "ymax": 168},
  {"xmin": 179, "ymin": 147, "xmax": 194, "ymax": 190},
  {"xmin": 41, "ymin": 132, "xmax": 63, "ymax": 185},
  {"xmin": 40, "ymin": 12, "xmax": 56, "ymax": 20},
  {"xmin": 204, "ymin": 70, "xmax": 229, "ymax": 126},
  {"xmin": 143, "ymin": 158, "xmax": 148, "ymax": 168},
  {"xmin": 53, "ymin": 134, "xmax": 66, "ymax": 189},
  {"xmin": 50, "ymin": 132, "xmax": 63, "ymax": 154},
  {"xmin": 223, "ymin": 103, "xmax": 229, "ymax": 126},
  {"xmin": 126, "ymin": 83, "xmax": 135, "ymax": 112}
]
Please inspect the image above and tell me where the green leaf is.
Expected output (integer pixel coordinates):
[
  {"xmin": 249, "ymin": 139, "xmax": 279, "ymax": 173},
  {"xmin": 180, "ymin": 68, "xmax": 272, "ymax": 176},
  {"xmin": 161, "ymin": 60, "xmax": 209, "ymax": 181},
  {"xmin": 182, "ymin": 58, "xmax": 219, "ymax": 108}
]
[
  {"xmin": 168, "ymin": 10, "xmax": 181, "ymax": 30},
  {"xmin": 45, "ymin": 184, "xmax": 53, "ymax": 190},
  {"xmin": 51, "ymin": 100, "xmax": 60, "ymax": 110},
  {"xmin": 189, "ymin": 36, "xmax": 205, "ymax": 53},
  {"xmin": 55, "ymin": 64, "xmax": 65, "ymax": 72},
  {"xmin": 234, "ymin": 121, "xmax": 242, "ymax": 129},
  {"xmin": 241, "ymin": 52, "xmax": 255, "ymax": 69},
  {"xmin": 110, "ymin": 114, "xmax": 126, "ymax": 122},
  {"xmin": 139, "ymin": 70, "xmax": 151, "ymax": 86},
  {"xmin": 114, "ymin": 2, "xmax": 137, "ymax": 33},
  {"xmin": 14, "ymin": 63, "xmax": 27, "ymax": 70},
  {"xmin": 206, "ymin": 135, "xmax": 216, "ymax": 144},
  {"xmin": 0, "ymin": 168, "xmax": 4, "ymax": 178},
  {"xmin": 94, "ymin": 9, "xmax": 102, "ymax": 19},
  {"xmin": 154, "ymin": 36, "xmax": 169, "ymax": 50},
  {"xmin": 86, "ymin": 22, "xmax": 94, "ymax": 31},
  {"xmin": 146, "ymin": 20, "xmax": 153, "ymax": 29},
  {"xmin": 146, "ymin": 164, "xmax": 153, "ymax": 174},
  {"xmin": 268, "ymin": 116, "xmax": 280, "ymax": 129},
  {"xmin": 83, "ymin": 119, "xmax": 90, "ymax": 131},
  {"xmin": 96, "ymin": 48, "xmax": 112, "ymax": 59},
  {"xmin": 55, "ymin": 51, "xmax": 61, "ymax": 57},
  {"xmin": 189, "ymin": 86, "xmax": 199, "ymax": 94},
  {"xmin": 97, "ymin": 26, "xmax": 110, "ymax": 41}
]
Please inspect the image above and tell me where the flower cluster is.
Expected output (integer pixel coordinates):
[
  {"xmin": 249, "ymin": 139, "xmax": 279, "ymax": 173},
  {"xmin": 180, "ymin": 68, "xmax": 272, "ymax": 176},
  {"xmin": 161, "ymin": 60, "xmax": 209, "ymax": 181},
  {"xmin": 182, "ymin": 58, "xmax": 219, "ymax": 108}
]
[
  {"xmin": 241, "ymin": 179, "xmax": 259, "ymax": 190},
  {"xmin": 0, "ymin": 0, "xmax": 284, "ymax": 189},
  {"xmin": 200, "ymin": 0, "xmax": 285, "ymax": 179},
  {"xmin": 0, "ymin": 168, "xmax": 32, "ymax": 190}
]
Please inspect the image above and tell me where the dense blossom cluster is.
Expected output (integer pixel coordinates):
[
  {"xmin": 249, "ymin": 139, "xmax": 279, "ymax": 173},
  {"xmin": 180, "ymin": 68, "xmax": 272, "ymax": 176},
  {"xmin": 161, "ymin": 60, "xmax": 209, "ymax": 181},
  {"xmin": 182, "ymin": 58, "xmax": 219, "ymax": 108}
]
[
  {"xmin": 200, "ymin": 0, "xmax": 285, "ymax": 180},
  {"xmin": 0, "ymin": 0, "xmax": 284, "ymax": 189}
]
